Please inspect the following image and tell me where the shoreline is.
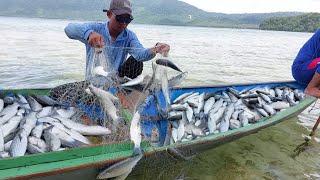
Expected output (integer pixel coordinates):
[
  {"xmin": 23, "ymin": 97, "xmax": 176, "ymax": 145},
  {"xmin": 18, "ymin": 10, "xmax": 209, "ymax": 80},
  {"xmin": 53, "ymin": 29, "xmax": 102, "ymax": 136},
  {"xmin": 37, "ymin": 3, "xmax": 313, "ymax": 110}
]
[{"xmin": 0, "ymin": 15, "xmax": 313, "ymax": 33}]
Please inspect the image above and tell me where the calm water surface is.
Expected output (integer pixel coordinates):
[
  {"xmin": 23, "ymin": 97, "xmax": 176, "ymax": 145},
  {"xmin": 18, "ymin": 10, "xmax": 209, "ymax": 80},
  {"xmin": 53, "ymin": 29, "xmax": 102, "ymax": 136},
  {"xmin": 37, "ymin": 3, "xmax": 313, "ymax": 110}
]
[{"xmin": 0, "ymin": 16, "xmax": 319, "ymax": 179}]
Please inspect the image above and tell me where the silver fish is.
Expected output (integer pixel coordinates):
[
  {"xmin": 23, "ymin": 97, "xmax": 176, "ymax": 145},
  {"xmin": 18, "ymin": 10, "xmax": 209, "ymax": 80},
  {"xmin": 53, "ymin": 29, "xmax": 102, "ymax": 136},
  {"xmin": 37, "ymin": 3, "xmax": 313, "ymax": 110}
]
[
  {"xmin": 282, "ymin": 88, "xmax": 290, "ymax": 99},
  {"xmin": 208, "ymin": 106, "xmax": 226, "ymax": 133},
  {"xmin": 0, "ymin": 102, "xmax": 19, "ymax": 125},
  {"xmin": 220, "ymin": 104, "xmax": 234, "ymax": 132},
  {"xmin": 55, "ymin": 115, "xmax": 111, "ymax": 136},
  {"xmin": 130, "ymin": 111, "xmax": 142, "ymax": 155},
  {"xmin": 209, "ymin": 99, "xmax": 224, "ymax": 115},
  {"xmin": 26, "ymin": 96, "xmax": 42, "ymax": 112},
  {"xmin": 242, "ymin": 108, "xmax": 255, "ymax": 121},
  {"xmin": 286, "ymin": 94, "xmax": 298, "ymax": 106},
  {"xmin": 227, "ymin": 87, "xmax": 241, "ymax": 98},
  {"xmin": 270, "ymin": 101, "xmax": 290, "ymax": 110},
  {"xmin": 56, "ymin": 107, "xmax": 77, "ymax": 119},
  {"xmin": 0, "ymin": 151, "xmax": 10, "ymax": 159},
  {"xmin": 212, "ymin": 105, "xmax": 227, "ymax": 124},
  {"xmin": 256, "ymin": 108, "xmax": 269, "ymax": 117},
  {"xmin": 204, "ymin": 97, "xmax": 215, "ymax": 115},
  {"xmin": 4, "ymin": 140, "xmax": 12, "ymax": 152},
  {"xmin": 219, "ymin": 120, "xmax": 229, "ymax": 133},
  {"xmin": 96, "ymin": 153, "xmax": 143, "ymax": 179},
  {"xmin": 43, "ymin": 128, "xmax": 61, "ymax": 151},
  {"xmin": 33, "ymin": 95, "xmax": 61, "ymax": 106},
  {"xmin": 231, "ymin": 110, "xmax": 240, "ymax": 120},
  {"xmin": 37, "ymin": 106, "xmax": 54, "ymax": 118},
  {"xmin": 224, "ymin": 104, "xmax": 235, "ymax": 122},
  {"xmin": 93, "ymin": 66, "xmax": 109, "ymax": 77},
  {"xmin": 239, "ymin": 111, "xmax": 249, "ymax": 127},
  {"xmin": 10, "ymin": 130, "xmax": 28, "ymax": 157},
  {"xmin": 31, "ymin": 123, "xmax": 44, "ymax": 138},
  {"xmin": 2, "ymin": 115, "xmax": 23, "ymax": 138},
  {"xmin": 191, "ymin": 125, "xmax": 205, "ymax": 136},
  {"xmin": 168, "ymin": 111, "xmax": 183, "ymax": 121},
  {"xmin": 262, "ymin": 104, "xmax": 276, "ymax": 115},
  {"xmin": 168, "ymin": 103, "xmax": 188, "ymax": 111},
  {"xmin": 3, "ymin": 96, "xmax": 15, "ymax": 105},
  {"xmin": 17, "ymin": 94, "xmax": 30, "ymax": 108},
  {"xmin": 121, "ymin": 74, "xmax": 145, "ymax": 87},
  {"xmin": 38, "ymin": 116, "xmax": 60, "ymax": 124},
  {"xmin": 229, "ymin": 119, "xmax": 241, "ymax": 130},
  {"xmin": 293, "ymin": 89, "xmax": 305, "ymax": 101},
  {"xmin": 185, "ymin": 104, "xmax": 194, "ymax": 123},
  {"xmin": 173, "ymin": 92, "xmax": 194, "ymax": 104},
  {"xmin": 168, "ymin": 72, "xmax": 188, "ymax": 87},
  {"xmin": 196, "ymin": 93, "xmax": 205, "ymax": 115},
  {"xmin": 0, "ymin": 127, "xmax": 4, "ymax": 152},
  {"xmin": 227, "ymin": 92, "xmax": 238, "ymax": 103},
  {"xmin": 88, "ymin": 85, "xmax": 120, "ymax": 126},
  {"xmin": 4, "ymin": 131, "xmax": 16, "ymax": 144},
  {"xmin": 194, "ymin": 120, "xmax": 202, "ymax": 127},
  {"xmin": 177, "ymin": 120, "xmax": 185, "ymax": 141},
  {"xmin": 0, "ymin": 99, "xmax": 4, "ymax": 112},
  {"xmin": 259, "ymin": 93, "xmax": 272, "ymax": 103},
  {"xmin": 161, "ymin": 69, "xmax": 171, "ymax": 107},
  {"xmin": 155, "ymin": 58, "xmax": 182, "ymax": 72},
  {"xmin": 182, "ymin": 93, "xmax": 200, "ymax": 104},
  {"xmin": 17, "ymin": 108, "xmax": 26, "ymax": 116},
  {"xmin": 50, "ymin": 122, "xmax": 91, "ymax": 145},
  {"xmin": 275, "ymin": 88, "xmax": 283, "ymax": 98},
  {"xmin": 21, "ymin": 112, "xmax": 37, "ymax": 135},
  {"xmin": 49, "ymin": 126, "xmax": 83, "ymax": 148},
  {"xmin": 172, "ymin": 128, "xmax": 178, "ymax": 142},
  {"xmin": 27, "ymin": 136, "xmax": 47, "ymax": 154},
  {"xmin": 186, "ymin": 98, "xmax": 198, "ymax": 108},
  {"xmin": 269, "ymin": 89, "xmax": 276, "ymax": 97}
]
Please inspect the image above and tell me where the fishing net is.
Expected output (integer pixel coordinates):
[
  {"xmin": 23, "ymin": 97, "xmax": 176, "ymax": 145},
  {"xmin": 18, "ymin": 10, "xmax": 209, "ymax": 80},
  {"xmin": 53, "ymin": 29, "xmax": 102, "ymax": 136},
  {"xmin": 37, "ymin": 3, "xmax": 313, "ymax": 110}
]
[
  {"xmin": 48, "ymin": 47, "xmax": 132, "ymax": 143},
  {"xmin": 47, "ymin": 46, "xmax": 184, "ymax": 146}
]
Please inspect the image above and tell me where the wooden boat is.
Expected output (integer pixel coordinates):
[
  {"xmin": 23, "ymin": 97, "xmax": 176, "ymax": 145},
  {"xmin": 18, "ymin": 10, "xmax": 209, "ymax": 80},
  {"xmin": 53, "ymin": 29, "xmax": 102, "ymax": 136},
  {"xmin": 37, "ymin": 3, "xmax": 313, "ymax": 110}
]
[{"xmin": 0, "ymin": 81, "xmax": 316, "ymax": 179}]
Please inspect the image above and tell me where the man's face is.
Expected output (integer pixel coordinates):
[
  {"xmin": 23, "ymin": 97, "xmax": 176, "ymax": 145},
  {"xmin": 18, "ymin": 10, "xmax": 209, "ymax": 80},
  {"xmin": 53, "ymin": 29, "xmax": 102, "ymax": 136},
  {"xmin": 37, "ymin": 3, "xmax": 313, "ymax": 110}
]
[{"xmin": 108, "ymin": 12, "xmax": 132, "ymax": 33}]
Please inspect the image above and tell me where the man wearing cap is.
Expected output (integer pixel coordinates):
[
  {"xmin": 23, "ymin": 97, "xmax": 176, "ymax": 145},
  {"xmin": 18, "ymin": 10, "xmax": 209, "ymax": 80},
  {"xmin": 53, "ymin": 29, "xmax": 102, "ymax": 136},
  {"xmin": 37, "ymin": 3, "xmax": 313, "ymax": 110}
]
[{"xmin": 65, "ymin": 0, "xmax": 170, "ymax": 79}]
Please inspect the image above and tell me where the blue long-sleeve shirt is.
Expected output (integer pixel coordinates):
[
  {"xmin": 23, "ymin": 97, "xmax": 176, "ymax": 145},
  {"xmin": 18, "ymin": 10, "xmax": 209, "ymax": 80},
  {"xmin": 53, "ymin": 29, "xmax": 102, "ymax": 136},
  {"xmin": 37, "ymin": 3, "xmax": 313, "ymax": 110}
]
[
  {"xmin": 293, "ymin": 29, "xmax": 320, "ymax": 67},
  {"xmin": 64, "ymin": 22, "xmax": 155, "ymax": 78}
]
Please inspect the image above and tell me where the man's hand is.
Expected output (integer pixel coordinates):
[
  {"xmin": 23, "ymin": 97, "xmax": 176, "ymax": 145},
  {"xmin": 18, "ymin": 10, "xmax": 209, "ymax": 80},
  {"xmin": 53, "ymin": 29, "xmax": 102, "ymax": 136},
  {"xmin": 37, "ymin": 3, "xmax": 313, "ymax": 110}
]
[
  {"xmin": 88, "ymin": 32, "xmax": 105, "ymax": 48},
  {"xmin": 152, "ymin": 43, "xmax": 170, "ymax": 57},
  {"xmin": 304, "ymin": 72, "xmax": 320, "ymax": 98}
]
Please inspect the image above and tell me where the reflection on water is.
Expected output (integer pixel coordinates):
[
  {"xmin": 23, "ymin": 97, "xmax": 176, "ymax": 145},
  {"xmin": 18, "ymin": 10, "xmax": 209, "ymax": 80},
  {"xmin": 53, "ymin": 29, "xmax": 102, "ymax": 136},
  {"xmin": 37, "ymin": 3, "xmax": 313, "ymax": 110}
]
[{"xmin": 0, "ymin": 16, "xmax": 319, "ymax": 179}]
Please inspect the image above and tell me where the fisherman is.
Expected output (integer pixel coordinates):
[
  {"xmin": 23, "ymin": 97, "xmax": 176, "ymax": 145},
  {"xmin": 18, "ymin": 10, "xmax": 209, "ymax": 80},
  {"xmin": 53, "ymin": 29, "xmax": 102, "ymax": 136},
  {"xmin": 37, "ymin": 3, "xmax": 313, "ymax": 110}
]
[
  {"xmin": 64, "ymin": 0, "xmax": 170, "ymax": 79},
  {"xmin": 292, "ymin": 29, "xmax": 320, "ymax": 98}
]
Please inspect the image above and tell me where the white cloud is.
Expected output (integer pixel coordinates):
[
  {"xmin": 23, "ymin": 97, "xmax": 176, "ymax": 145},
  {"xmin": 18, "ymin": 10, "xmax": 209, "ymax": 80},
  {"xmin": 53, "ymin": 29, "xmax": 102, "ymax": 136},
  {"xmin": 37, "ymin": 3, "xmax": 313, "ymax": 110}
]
[{"xmin": 181, "ymin": 0, "xmax": 320, "ymax": 14}]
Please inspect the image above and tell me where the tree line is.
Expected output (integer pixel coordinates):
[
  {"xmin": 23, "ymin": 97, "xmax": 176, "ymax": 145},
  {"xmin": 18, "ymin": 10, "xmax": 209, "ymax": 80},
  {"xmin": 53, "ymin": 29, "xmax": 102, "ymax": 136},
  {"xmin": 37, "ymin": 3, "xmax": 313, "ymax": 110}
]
[{"xmin": 259, "ymin": 13, "xmax": 320, "ymax": 32}]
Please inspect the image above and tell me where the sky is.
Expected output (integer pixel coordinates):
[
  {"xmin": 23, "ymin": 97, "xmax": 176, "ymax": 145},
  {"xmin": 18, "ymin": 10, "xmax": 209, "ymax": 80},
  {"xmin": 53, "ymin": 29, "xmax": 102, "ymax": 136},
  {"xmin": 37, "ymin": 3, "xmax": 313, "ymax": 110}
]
[{"xmin": 180, "ymin": 0, "xmax": 320, "ymax": 14}]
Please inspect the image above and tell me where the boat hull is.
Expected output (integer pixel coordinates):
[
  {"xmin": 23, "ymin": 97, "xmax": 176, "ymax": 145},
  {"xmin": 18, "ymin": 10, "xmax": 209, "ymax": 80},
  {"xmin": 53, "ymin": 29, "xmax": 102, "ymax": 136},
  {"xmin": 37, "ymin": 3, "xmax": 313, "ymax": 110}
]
[{"xmin": 0, "ymin": 81, "xmax": 315, "ymax": 179}]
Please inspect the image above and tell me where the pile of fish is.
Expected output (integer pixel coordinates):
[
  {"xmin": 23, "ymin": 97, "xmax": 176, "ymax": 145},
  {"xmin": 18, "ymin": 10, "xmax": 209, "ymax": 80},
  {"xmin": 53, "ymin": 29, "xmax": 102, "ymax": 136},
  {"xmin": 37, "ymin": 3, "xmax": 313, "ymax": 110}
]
[
  {"xmin": 0, "ymin": 93, "xmax": 111, "ymax": 159},
  {"xmin": 167, "ymin": 86, "xmax": 306, "ymax": 144}
]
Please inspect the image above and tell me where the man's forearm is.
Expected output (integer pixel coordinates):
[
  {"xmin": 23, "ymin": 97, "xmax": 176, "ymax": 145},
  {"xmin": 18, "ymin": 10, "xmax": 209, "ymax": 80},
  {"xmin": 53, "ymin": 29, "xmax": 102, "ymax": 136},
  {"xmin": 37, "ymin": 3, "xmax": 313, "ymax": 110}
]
[{"xmin": 64, "ymin": 23, "xmax": 93, "ymax": 43}]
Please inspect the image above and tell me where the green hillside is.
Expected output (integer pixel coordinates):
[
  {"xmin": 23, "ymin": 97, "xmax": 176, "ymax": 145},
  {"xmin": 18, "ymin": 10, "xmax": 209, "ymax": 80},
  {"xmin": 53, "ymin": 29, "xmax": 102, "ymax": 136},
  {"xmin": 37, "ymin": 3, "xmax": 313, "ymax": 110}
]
[
  {"xmin": 259, "ymin": 13, "xmax": 320, "ymax": 32},
  {"xmin": 0, "ymin": 0, "xmax": 304, "ymax": 29}
]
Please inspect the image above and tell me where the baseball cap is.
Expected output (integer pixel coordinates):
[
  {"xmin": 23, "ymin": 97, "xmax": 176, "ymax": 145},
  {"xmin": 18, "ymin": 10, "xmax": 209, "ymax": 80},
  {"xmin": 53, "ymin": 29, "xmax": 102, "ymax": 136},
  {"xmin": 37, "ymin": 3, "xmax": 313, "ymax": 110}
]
[{"xmin": 103, "ymin": 0, "xmax": 132, "ymax": 17}]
